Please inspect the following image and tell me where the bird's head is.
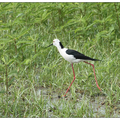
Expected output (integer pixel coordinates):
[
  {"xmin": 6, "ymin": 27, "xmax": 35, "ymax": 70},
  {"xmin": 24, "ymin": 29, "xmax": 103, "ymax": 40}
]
[
  {"xmin": 53, "ymin": 39, "xmax": 60, "ymax": 47},
  {"xmin": 46, "ymin": 39, "xmax": 61, "ymax": 48}
]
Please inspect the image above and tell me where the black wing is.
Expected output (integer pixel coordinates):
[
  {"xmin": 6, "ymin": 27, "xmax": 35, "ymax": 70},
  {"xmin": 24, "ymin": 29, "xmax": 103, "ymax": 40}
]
[{"xmin": 66, "ymin": 49, "xmax": 100, "ymax": 61}]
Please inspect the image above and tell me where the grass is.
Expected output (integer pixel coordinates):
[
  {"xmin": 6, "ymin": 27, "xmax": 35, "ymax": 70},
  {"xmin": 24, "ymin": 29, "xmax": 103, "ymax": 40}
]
[{"xmin": 0, "ymin": 2, "xmax": 120, "ymax": 118}]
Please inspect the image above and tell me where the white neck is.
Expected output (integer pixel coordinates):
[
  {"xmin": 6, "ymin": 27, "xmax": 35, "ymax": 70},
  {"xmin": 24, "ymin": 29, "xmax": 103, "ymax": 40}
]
[{"xmin": 56, "ymin": 45, "xmax": 63, "ymax": 53}]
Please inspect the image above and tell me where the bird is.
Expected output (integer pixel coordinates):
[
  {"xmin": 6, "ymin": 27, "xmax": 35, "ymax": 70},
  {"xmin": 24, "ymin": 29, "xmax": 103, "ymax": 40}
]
[{"xmin": 46, "ymin": 39, "xmax": 101, "ymax": 97}]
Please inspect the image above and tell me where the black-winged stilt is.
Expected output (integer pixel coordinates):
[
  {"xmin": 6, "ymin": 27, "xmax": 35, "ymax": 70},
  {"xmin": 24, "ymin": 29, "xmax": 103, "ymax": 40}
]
[{"xmin": 47, "ymin": 39, "xmax": 101, "ymax": 97}]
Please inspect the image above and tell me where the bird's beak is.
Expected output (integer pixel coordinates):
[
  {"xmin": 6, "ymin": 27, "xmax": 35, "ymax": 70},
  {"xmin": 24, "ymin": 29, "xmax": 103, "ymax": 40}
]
[{"xmin": 46, "ymin": 43, "xmax": 53, "ymax": 48}]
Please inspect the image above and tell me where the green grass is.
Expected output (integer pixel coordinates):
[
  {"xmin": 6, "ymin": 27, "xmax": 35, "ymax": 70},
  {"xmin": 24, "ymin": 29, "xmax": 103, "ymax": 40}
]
[{"xmin": 0, "ymin": 2, "xmax": 120, "ymax": 118}]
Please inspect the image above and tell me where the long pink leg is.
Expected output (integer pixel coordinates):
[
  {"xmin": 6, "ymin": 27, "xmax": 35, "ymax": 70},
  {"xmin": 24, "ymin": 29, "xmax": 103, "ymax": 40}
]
[
  {"xmin": 84, "ymin": 61, "xmax": 101, "ymax": 91},
  {"xmin": 64, "ymin": 63, "xmax": 76, "ymax": 97}
]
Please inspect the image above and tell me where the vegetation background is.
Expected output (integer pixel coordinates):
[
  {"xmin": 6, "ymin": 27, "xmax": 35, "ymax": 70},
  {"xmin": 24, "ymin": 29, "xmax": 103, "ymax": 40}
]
[{"xmin": 0, "ymin": 2, "xmax": 120, "ymax": 117}]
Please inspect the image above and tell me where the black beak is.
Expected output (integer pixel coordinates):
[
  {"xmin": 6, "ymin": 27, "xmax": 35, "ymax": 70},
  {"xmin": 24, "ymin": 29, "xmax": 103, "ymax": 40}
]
[{"xmin": 46, "ymin": 43, "xmax": 53, "ymax": 48}]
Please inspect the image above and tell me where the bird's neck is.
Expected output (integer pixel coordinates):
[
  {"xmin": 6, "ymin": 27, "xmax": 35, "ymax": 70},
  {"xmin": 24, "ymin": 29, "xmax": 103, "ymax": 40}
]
[
  {"xmin": 57, "ymin": 42, "xmax": 64, "ymax": 49},
  {"xmin": 56, "ymin": 42, "xmax": 64, "ymax": 52},
  {"xmin": 59, "ymin": 42, "xmax": 64, "ymax": 49}
]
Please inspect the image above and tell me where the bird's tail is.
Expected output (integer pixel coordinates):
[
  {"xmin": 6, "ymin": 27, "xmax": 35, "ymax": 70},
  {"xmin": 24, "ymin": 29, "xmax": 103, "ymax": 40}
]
[{"xmin": 92, "ymin": 58, "xmax": 101, "ymax": 61}]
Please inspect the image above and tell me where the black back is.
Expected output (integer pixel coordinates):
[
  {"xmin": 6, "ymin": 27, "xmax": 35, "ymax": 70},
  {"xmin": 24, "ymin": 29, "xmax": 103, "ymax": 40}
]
[{"xmin": 66, "ymin": 49, "xmax": 100, "ymax": 61}]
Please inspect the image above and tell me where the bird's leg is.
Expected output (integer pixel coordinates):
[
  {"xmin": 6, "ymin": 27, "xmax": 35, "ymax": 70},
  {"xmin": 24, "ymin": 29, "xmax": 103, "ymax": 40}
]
[
  {"xmin": 64, "ymin": 63, "xmax": 76, "ymax": 97},
  {"xmin": 84, "ymin": 61, "xmax": 101, "ymax": 91}
]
